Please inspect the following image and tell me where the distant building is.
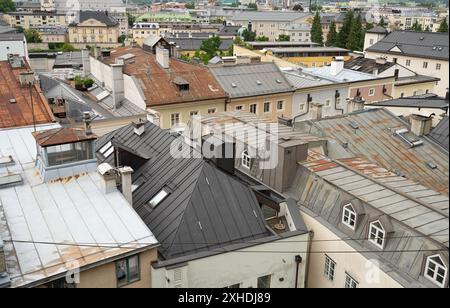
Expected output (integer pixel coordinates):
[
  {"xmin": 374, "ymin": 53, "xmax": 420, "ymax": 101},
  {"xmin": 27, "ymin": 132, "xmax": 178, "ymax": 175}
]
[
  {"xmin": 36, "ymin": 25, "xmax": 68, "ymax": 43},
  {"xmin": 364, "ymin": 30, "xmax": 449, "ymax": 97},
  {"xmin": 0, "ymin": 33, "xmax": 27, "ymax": 61}
]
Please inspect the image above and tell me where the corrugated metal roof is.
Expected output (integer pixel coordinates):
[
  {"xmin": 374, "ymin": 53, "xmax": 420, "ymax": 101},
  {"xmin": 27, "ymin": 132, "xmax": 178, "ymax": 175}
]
[
  {"xmin": 232, "ymin": 11, "xmax": 311, "ymax": 22},
  {"xmin": 210, "ymin": 63, "xmax": 294, "ymax": 98},
  {"xmin": 428, "ymin": 116, "xmax": 449, "ymax": 151},
  {"xmin": 303, "ymin": 66, "xmax": 378, "ymax": 82},
  {"xmin": 0, "ymin": 124, "xmax": 157, "ymax": 287},
  {"xmin": 283, "ymin": 70, "xmax": 334, "ymax": 89},
  {"xmin": 96, "ymin": 122, "xmax": 271, "ymax": 260},
  {"xmin": 288, "ymin": 150, "xmax": 449, "ymax": 288},
  {"xmin": 302, "ymin": 108, "xmax": 449, "ymax": 195},
  {"xmin": 372, "ymin": 94, "xmax": 448, "ymax": 109}
]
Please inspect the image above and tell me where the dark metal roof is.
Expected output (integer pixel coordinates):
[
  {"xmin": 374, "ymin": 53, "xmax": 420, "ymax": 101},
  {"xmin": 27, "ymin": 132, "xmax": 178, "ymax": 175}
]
[
  {"xmin": 366, "ymin": 26, "xmax": 389, "ymax": 34},
  {"xmin": 96, "ymin": 122, "xmax": 271, "ymax": 260},
  {"xmin": 344, "ymin": 57, "xmax": 395, "ymax": 74},
  {"xmin": 70, "ymin": 11, "xmax": 119, "ymax": 27},
  {"xmin": 366, "ymin": 31, "xmax": 449, "ymax": 61},
  {"xmin": 371, "ymin": 93, "xmax": 449, "ymax": 109},
  {"xmin": 428, "ymin": 116, "xmax": 449, "ymax": 151}
]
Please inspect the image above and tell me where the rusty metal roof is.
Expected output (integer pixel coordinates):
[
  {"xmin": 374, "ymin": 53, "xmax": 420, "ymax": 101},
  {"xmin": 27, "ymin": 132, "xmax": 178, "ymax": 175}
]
[
  {"xmin": 33, "ymin": 127, "xmax": 97, "ymax": 147},
  {"xmin": 303, "ymin": 108, "xmax": 449, "ymax": 195},
  {"xmin": 101, "ymin": 47, "xmax": 228, "ymax": 107},
  {"xmin": 0, "ymin": 60, "xmax": 54, "ymax": 128}
]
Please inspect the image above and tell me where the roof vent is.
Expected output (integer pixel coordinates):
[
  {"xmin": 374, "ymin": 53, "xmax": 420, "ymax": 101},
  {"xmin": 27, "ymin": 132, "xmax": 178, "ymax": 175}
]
[
  {"xmin": 419, "ymin": 37, "xmax": 424, "ymax": 40},
  {"xmin": 349, "ymin": 121, "xmax": 359, "ymax": 130},
  {"xmin": 231, "ymin": 82, "xmax": 237, "ymax": 88},
  {"xmin": 0, "ymin": 155, "xmax": 14, "ymax": 167},
  {"xmin": 9, "ymin": 99, "xmax": 16, "ymax": 104},
  {"xmin": 0, "ymin": 173, "xmax": 23, "ymax": 188},
  {"xmin": 276, "ymin": 79, "xmax": 282, "ymax": 84},
  {"xmin": 256, "ymin": 80, "xmax": 262, "ymax": 85},
  {"xmin": 426, "ymin": 162, "xmax": 437, "ymax": 170}
]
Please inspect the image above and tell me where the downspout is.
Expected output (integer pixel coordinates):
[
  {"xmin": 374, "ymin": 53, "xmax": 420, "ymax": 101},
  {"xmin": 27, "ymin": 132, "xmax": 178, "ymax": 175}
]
[
  {"xmin": 294, "ymin": 254, "xmax": 302, "ymax": 288},
  {"xmin": 291, "ymin": 93, "xmax": 312, "ymax": 127},
  {"xmin": 334, "ymin": 90, "xmax": 344, "ymax": 115},
  {"xmin": 304, "ymin": 230, "xmax": 314, "ymax": 288},
  {"xmin": 382, "ymin": 85, "xmax": 393, "ymax": 99}
]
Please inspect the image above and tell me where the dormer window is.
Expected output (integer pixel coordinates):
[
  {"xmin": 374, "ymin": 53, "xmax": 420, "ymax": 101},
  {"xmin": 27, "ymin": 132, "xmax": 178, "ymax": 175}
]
[
  {"xmin": 242, "ymin": 150, "xmax": 251, "ymax": 169},
  {"xmin": 342, "ymin": 204, "xmax": 357, "ymax": 230},
  {"xmin": 173, "ymin": 76, "xmax": 189, "ymax": 92},
  {"xmin": 368, "ymin": 220, "xmax": 385, "ymax": 249},
  {"xmin": 425, "ymin": 255, "xmax": 447, "ymax": 288}
]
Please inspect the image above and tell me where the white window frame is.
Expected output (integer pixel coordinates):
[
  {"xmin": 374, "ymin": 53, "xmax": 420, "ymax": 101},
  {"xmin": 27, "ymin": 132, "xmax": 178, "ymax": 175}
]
[
  {"xmin": 208, "ymin": 108, "xmax": 217, "ymax": 114},
  {"xmin": 424, "ymin": 255, "xmax": 447, "ymax": 288},
  {"xmin": 423, "ymin": 61, "xmax": 428, "ymax": 69},
  {"xmin": 342, "ymin": 204, "xmax": 357, "ymax": 230},
  {"xmin": 324, "ymin": 255, "xmax": 336, "ymax": 281},
  {"xmin": 368, "ymin": 220, "xmax": 385, "ymax": 249},
  {"xmin": 190, "ymin": 110, "xmax": 199, "ymax": 117},
  {"xmin": 242, "ymin": 150, "xmax": 251, "ymax": 169},
  {"xmin": 276, "ymin": 100, "xmax": 284, "ymax": 111},
  {"xmin": 250, "ymin": 104, "xmax": 257, "ymax": 114},
  {"xmin": 235, "ymin": 105, "xmax": 244, "ymax": 111},
  {"xmin": 345, "ymin": 273, "xmax": 358, "ymax": 288},
  {"xmin": 170, "ymin": 113, "xmax": 180, "ymax": 126},
  {"xmin": 436, "ymin": 63, "xmax": 441, "ymax": 70},
  {"xmin": 264, "ymin": 102, "xmax": 271, "ymax": 113},
  {"xmin": 368, "ymin": 88, "xmax": 375, "ymax": 96}
]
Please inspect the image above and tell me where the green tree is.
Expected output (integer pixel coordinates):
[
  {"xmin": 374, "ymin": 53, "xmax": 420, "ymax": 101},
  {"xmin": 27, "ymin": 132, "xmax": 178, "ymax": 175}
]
[
  {"xmin": 365, "ymin": 22, "xmax": 374, "ymax": 31},
  {"xmin": 438, "ymin": 19, "xmax": 448, "ymax": 32},
  {"xmin": 185, "ymin": 2, "xmax": 195, "ymax": 9},
  {"xmin": 234, "ymin": 36, "xmax": 244, "ymax": 46},
  {"xmin": 326, "ymin": 21, "xmax": 338, "ymax": 46},
  {"xmin": 242, "ymin": 28, "xmax": 256, "ymax": 41},
  {"xmin": 127, "ymin": 13, "xmax": 136, "ymax": 28},
  {"xmin": 425, "ymin": 25, "xmax": 431, "ymax": 32},
  {"xmin": 24, "ymin": 29, "xmax": 42, "ymax": 43},
  {"xmin": 255, "ymin": 36, "xmax": 269, "ymax": 41},
  {"xmin": 347, "ymin": 15, "xmax": 364, "ymax": 51},
  {"xmin": 311, "ymin": 11, "xmax": 323, "ymax": 45},
  {"xmin": 200, "ymin": 36, "xmax": 222, "ymax": 61},
  {"xmin": 247, "ymin": 3, "xmax": 257, "ymax": 10},
  {"xmin": 119, "ymin": 35, "xmax": 127, "ymax": 45},
  {"xmin": 60, "ymin": 43, "xmax": 77, "ymax": 52},
  {"xmin": 277, "ymin": 34, "xmax": 290, "ymax": 41},
  {"xmin": 337, "ymin": 11, "xmax": 354, "ymax": 48},
  {"xmin": 378, "ymin": 16, "xmax": 386, "ymax": 27},
  {"xmin": 410, "ymin": 20, "xmax": 423, "ymax": 31},
  {"xmin": 0, "ymin": 0, "xmax": 15, "ymax": 13}
]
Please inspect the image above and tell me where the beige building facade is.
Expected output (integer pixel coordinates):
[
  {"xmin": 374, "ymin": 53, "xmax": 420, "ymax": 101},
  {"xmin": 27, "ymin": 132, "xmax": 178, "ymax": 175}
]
[{"xmin": 68, "ymin": 12, "xmax": 120, "ymax": 46}]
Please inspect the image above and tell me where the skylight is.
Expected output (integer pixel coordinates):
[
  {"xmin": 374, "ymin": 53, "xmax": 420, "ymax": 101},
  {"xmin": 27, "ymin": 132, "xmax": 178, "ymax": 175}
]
[
  {"xmin": 99, "ymin": 141, "xmax": 114, "ymax": 158},
  {"xmin": 148, "ymin": 189, "xmax": 169, "ymax": 208}
]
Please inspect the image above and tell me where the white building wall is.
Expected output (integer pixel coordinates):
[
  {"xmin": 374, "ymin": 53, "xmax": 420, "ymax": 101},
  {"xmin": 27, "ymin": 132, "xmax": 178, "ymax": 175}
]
[
  {"xmin": 0, "ymin": 39, "xmax": 27, "ymax": 61},
  {"xmin": 90, "ymin": 56, "xmax": 114, "ymax": 90},
  {"xmin": 152, "ymin": 234, "xmax": 310, "ymax": 288},
  {"xmin": 365, "ymin": 51, "xmax": 449, "ymax": 97},
  {"xmin": 301, "ymin": 211, "xmax": 403, "ymax": 288},
  {"xmin": 124, "ymin": 75, "xmax": 147, "ymax": 111}
]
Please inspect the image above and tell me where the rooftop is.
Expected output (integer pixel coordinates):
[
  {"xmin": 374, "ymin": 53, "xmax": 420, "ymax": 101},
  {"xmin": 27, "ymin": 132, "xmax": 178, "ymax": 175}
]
[
  {"xmin": 282, "ymin": 68, "xmax": 334, "ymax": 89},
  {"xmin": 344, "ymin": 57, "xmax": 396, "ymax": 75},
  {"xmin": 371, "ymin": 93, "xmax": 449, "ymax": 110},
  {"xmin": 0, "ymin": 33, "xmax": 24, "ymax": 42},
  {"xmin": 268, "ymin": 47, "xmax": 350, "ymax": 54},
  {"xmin": 0, "ymin": 59, "xmax": 54, "ymax": 129},
  {"xmin": 32, "ymin": 127, "xmax": 97, "ymax": 147},
  {"xmin": 100, "ymin": 47, "xmax": 228, "ymax": 107},
  {"xmin": 70, "ymin": 11, "xmax": 119, "ymax": 27},
  {"xmin": 366, "ymin": 31, "xmax": 449, "ymax": 61},
  {"xmin": 167, "ymin": 37, "xmax": 233, "ymax": 51},
  {"xmin": 232, "ymin": 11, "xmax": 311, "ymax": 22},
  {"xmin": 428, "ymin": 116, "xmax": 449, "ymax": 152},
  {"xmin": 297, "ymin": 108, "xmax": 449, "ymax": 195},
  {"xmin": 209, "ymin": 62, "xmax": 294, "ymax": 98},
  {"xmin": 95, "ymin": 121, "xmax": 287, "ymax": 260},
  {"xmin": 366, "ymin": 26, "xmax": 389, "ymax": 34},
  {"xmin": 0, "ymin": 125, "xmax": 157, "ymax": 287},
  {"xmin": 302, "ymin": 65, "xmax": 378, "ymax": 83}
]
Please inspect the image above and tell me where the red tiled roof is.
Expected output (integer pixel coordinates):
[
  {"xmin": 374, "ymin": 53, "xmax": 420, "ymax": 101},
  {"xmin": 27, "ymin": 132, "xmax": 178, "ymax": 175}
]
[
  {"xmin": 32, "ymin": 127, "xmax": 97, "ymax": 147},
  {"xmin": 101, "ymin": 47, "xmax": 228, "ymax": 107},
  {"xmin": 0, "ymin": 60, "xmax": 54, "ymax": 128}
]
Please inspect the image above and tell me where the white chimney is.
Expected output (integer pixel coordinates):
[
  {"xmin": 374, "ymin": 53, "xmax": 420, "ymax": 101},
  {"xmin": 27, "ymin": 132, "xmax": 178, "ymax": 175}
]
[
  {"xmin": 97, "ymin": 163, "xmax": 117, "ymax": 194},
  {"xmin": 119, "ymin": 166, "xmax": 134, "ymax": 206},
  {"xmin": 410, "ymin": 114, "xmax": 433, "ymax": 136},
  {"xmin": 82, "ymin": 49, "xmax": 91, "ymax": 77},
  {"xmin": 375, "ymin": 57, "xmax": 387, "ymax": 65},
  {"xmin": 133, "ymin": 121, "xmax": 145, "ymax": 136},
  {"xmin": 111, "ymin": 63, "xmax": 124, "ymax": 109},
  {"xmin": 83, "ymin": 111, "xmax": 93, "ymax": 135},
  {"xmin": 348, "ymin": 96, "xmax": 366, "ymax": 113},
  {"xmin": 156, "ymin": 46, "xmax": 170, "ymax": 69},
  {"xmin": 311, "ymin": 102, "xmax": 323, "ymax": 120},
  {"xmin": 330, "ymin": 57, "xmax": 344, "ymax": 76}
]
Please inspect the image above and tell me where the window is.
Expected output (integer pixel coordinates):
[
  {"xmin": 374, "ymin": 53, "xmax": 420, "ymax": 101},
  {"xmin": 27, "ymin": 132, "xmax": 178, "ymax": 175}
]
[
  {"xmin": 400, "ymin": 92, "xmax": 404, "ymax": 98},
  {"xmin": 277, "ymin": 101, "xmax": 284, "ymax": 111},
  {"xmin": 325, "ymin": 99, "xmax": 331, "ymax": 107},
  {"xmin": 171, "ymin": 113, "xmax": 180, "ymax": 126},
  {"xmin": 250, "ymin": 104, "xmax": 257, "ymax": 114},
  {"xmin": 436, "ymin": 63, "xmax": 441, "ymax": 70},
  {"xmin": 257, "ymin": 275, "xmax": 271, "ymax": 288},
  {"xmin": 368, "ymin": 88, "xmax": 375, "ymax": 96},
  {"xmin": 324, "ymin": 255, "xmax": 336, "ymax": 281},
  {"xmin": 369, "ymin": 38, "xmax": 374, "ymax": 45},
  {"xmin": 242, "ymin": 150, "xmax": 251, "ymax": 169},
  {"xmin": 342, "ymin": 204, "xmax": 357, "ymax": 230},
  {"xmin": 299, "ymin": 104, "xmax": 305, "ymax": 111},
  {"xmin": 116, "ymin": 255, "xmax": 140, "ymax": 287},
  {"xmin": 149, "ymin": 189, "xmax": 169, "ymax": 208},
  {"xmin": 406, "ymin": 59, "xmax": 411, "ymax": 66},
  {"xmin": 45, "ymin": 141, "xmax": 94, "ymax": 167},
  {"xmin": 235, "ymin": 105, "xmax": 244, "ymax": 111},
  {"xmin": 336, "ymin": 98, "xmax": 341, "ymax": 105},
  {"xmin": 264, "ymin": 102, "xmax": 271, "ymax": 113},
  {"xmin": 190, "ymin": 111, "xmax": 199, "ymax": 117},
  {"xmin": 345, "ymin": 274, "xmax": 358, "ymax": 288},
  {"xmin": 208, "ymin": 108, "xmax": 216, "ymax": 114},
  {"xmin": 423, "ymin": 61, "xmax": 428, "ymax": 69},
  {"xmin": 425, "ymin": 255, "xmax": 447, "ymax": 287},
  {"xmin": 368, "ymin": 221, "xmax": 385, "ymax": 249},
  {"xmin": 99, "ymin": 141, "xmax": 114, "ymax": 159}
]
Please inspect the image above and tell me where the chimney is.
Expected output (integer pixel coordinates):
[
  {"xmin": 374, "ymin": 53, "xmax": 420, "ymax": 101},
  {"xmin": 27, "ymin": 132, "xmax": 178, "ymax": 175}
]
[
  {"xmin": 156, "ymin": 46, "xmax": 170, "ymax": 69},
  {"xmin": 375, "ymin": 57, "xmax": 387, "ymax": 65},
  {"xmin": 119, "ymin": 166, "xmax": 134, "ymax": 206},
  {"xmin": 133, "ymin": 120, "xmax": 145, "ymax": 136},
  {"xmin": 394, "ymin": 69, "xmax": 399, "ymax": 81},
  {"xmin": 82, "ymin": 49, "xmax": 91, "ymax": 76},
  {"xmin": 410, "ymin": 114, "xmax": 433, "ymax": 136},
  {"xmin": 330, "ymin": 57, "xmax": 344, "ymax": 76},
  {"xmin": 311, "ymin": 102, "xmax": 323, "ymax": 120},
  {"xmin": 348, "ymin": 96, "xmax": 365, "ymax": 113},
  {"xmin": 83, "ymin": 111, "xmax": 93, "ymax": 135},
  {"xmin": 111, "ymin": 62, "xmax": 125, "ymax": 109},
  {"xmin": 94, "ymin": 46, "xmax": 101, "ymax": 59},
  {"xmin": 97, "ymin": 163, "xmax": 117, "ymax": 194},
  {"xmin": 19, "ymin": 71, "xmax": 35, "ymax": 86}
]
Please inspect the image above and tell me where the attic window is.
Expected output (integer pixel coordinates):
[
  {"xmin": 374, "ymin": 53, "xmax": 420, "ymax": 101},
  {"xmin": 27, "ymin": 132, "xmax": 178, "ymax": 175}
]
[
  {"xmin": 368, "ymin": 220, "xmax": 385, "ymax": 249},
  {"xmin": 394, "ymin": 128, "xmax": 423, "ymax": 148},
  {"xmin": 425, "ymin": 255, "xmax": 447, "ymax": 288},
  {"xmin": 173, "ymin": 76, "xmax": 189, "ymax": 92},
  {"xmin": 99, "ymin": 141, "xmax": 114, "ymax": 158},
  {"xmin": 342, "ymin": 204, "xmax": 356, "ymax": 230},
  {"xmin": 148, "ymin": 189, "xmax": 169, "ymax": 208}
]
